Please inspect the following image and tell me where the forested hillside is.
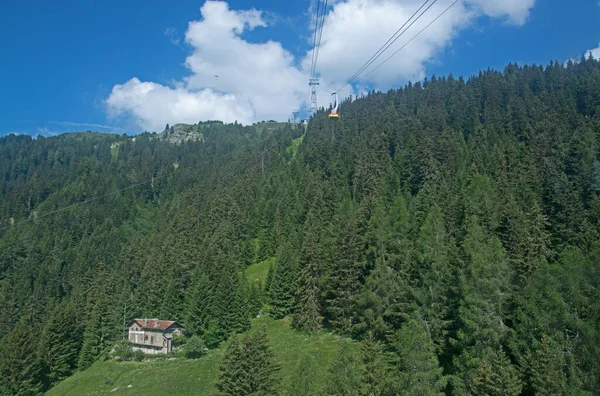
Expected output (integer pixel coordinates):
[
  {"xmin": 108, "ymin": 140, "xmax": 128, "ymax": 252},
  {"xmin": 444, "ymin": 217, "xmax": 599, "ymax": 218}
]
[{"xmin": 1, "ymin": 57, "xmax": 600, "ymax": 395}]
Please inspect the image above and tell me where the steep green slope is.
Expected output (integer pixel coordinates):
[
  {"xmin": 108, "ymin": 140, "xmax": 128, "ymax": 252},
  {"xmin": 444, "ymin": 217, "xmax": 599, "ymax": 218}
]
[
  {"xmin": 2, "ymin": 58, "xmax": 600, "ymax": 395},
  {"xmin": 47, "ymin": 317, "xmax": 355, "ymax": 395}
]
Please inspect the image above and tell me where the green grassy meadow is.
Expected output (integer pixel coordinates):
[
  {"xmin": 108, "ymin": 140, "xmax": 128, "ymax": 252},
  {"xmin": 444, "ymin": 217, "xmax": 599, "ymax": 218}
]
[{"xmin": 47, "ymin": 317, "xmax": 355, "ymax": 395}]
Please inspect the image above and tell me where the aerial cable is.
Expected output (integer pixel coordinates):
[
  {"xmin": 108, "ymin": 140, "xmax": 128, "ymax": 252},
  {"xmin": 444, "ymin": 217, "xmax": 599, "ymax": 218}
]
[
  {"xmin": 337, "ymin": 0, "xmax": 437, "ymax": 92},
  {"xmin": 354, "ymin": 0, "xmax": 459, "ymax": 86},
  {"xmin": 309, "ymin": 0, "xmax": 323, "ymax": 78},
  {"xmin": 312, "ymin": 0, "xmax": 328, "ymax": 78}
]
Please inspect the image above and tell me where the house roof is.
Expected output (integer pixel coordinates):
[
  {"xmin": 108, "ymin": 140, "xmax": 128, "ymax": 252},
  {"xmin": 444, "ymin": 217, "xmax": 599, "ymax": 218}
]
[{"xmin": 128, "ymin": 319, "xmax": 182, "ymax": 331}]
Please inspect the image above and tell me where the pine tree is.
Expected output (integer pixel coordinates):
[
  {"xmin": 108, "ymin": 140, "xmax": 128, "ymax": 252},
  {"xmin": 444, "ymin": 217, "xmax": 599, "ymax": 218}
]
[
  {"xmin": 457, "ymin": 215, "xmax": 513, "ymax": 349},
  {"xmin": 0, "ymin": 322, "xmax": 44, "ymax": 395},
  {"xmin": 242, "ymin": 327, "xmax": 280, "ymax": 394},
  {"xmin": 286, "ymin": 354, "xmax": 318, "ymax": 396},
  {"xmin": 325, "ymin": 346, "xmax": 363, "ymax": 396},
  {"xmin": 414, "ymin": 204, "xmax": 452, "ymax": 351},
  {"xmin": 472, "ymin": 348, "xmax": 522, "ymax": 396},
  {"xmin": 293, "ymin": 209, "xmax": 324, "ymax": 333},
  {"xmin": 361, "ymin": 333, "xmax": 391, "ymax": 396},
  {"xmin": 77, "ymin": 305, "xmax": 107, "ymax": 371},
  {"xmin": 269, "ymin": 242, "xmax": 298, "ymax": 319},
  {"xmin": 217, "ymin": 334, "xmax": 244, "ymax": 395},
  {"xmin": 525, "ymin": 334, "xmax": 567, "ymax": 395},
  {"xmin": 38, "ymin": 301, "xmax": 82, "ymax": 386},
  {"xmin": 183, "ymin": 272, "xmax": 213, "ymax": 337},
  {"xmin": 158, "ymin": 277, "xmax": 181, "ymax": 321},
  {"xmin": 214, "ymin": 260, "xmax": 250, "ymax": 339},
  {"xmin": 390, "ymin": 318, "xmax": 446, "ymax": 396},
  {"xmin": 216, "ymin": 328, "xmax": 279, "ymax": 395},
  {"xmin": 326, "ymin": 216, "xmax": 362, "ymax": 333}
]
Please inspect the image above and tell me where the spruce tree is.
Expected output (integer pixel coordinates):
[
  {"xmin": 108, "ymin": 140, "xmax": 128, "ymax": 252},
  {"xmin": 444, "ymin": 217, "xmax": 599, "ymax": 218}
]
[
  {"xmin": 326, "ymin": 216, "xmax": 362, "ymax": 333},
  {"xmin": 183, "ymin": 272, "xmax": 213, "ymax": 337},
  {"xmin": 39, "ymin": 301, "xmax": 82, "ymax": 386},
  {"xmin": 0, "ymin": 322, "xmax": 44, "ymax": 395},
  {"xmin": 293, "ymin": 208, "xmax": 324, "ymax": 333},
  {"xmin": 361, "ymin": 333, "xmax": 391, "ymax": 396},
  {"xmin": 325, "ymin": 346, "xmax": 363, "ymax": 396},
  {"xmin": 242, "ymin": 327, "xmax": 280, "ymax": 394},
  {"xmin": 217, "ymin": 334, "xmax": 244, "ymax": 395},
  {"xmin": 216, "ymin": 328, "xmax": 279, "ymax": 395},
  {"xmin": 390, "ymin": 318, "xmax": 446, "ymax": 396},
  {"xmin": 286, "ymin": 354, "xmax": 318, "ymax": 396},
  {"xmin": 472, "ymin": 348, "xmax": 522, "ymax": 396},
  {"xmin": 414, "ymin": 204, "xmax": 452, "ymax": 351},
  {"xmin": 524, "ymin": 334, "xmax": 567, "ymax": 395},
  {"xmin": 269, "ymin": 242, "xmax": 298, "ymax": 319}
]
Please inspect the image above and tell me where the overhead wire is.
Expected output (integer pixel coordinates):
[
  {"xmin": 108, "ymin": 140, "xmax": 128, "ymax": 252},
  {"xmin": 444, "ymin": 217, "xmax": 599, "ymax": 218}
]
[
  {"xmin": 309, "ymin": 0, "xmax": 322, "ymax": 78},
  {"xmin": 336, "ymin": 0, "xmax": 437, "ymax": 92},
  {"xmin": 311, "ymin": 0, "xmax": 328, "ymax": 79},
  {"xmin": 354, "ymin": 0, "xmax": 459, "ymax": 85}
]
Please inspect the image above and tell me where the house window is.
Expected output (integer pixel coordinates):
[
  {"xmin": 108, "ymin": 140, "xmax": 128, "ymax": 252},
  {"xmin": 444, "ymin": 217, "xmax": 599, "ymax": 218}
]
[
  {"xmin": 144, "ymin": 335, "xmax": 148, "ymax": 343},
  {"xmin": 150, "ymin": 336, "xmax": 154, "ymax": 344}
]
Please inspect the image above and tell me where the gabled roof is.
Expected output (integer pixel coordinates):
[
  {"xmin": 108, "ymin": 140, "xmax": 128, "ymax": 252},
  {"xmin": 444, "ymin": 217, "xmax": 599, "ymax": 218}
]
[{"xmin": 128, "ymin": 319, "xmax": 182, "ymax": 331}]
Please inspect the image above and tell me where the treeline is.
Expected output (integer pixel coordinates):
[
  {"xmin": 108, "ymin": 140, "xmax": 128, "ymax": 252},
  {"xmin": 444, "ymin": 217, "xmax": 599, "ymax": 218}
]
[{"xmin": 1, "ymin": 56, "xmax": 600, "ymax": 395}]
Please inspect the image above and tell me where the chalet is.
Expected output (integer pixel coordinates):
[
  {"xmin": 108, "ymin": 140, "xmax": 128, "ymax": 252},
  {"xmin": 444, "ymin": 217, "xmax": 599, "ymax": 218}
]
[{"xmin": 127, "ymin": 318, "xmax": 183, "ymax": 355}]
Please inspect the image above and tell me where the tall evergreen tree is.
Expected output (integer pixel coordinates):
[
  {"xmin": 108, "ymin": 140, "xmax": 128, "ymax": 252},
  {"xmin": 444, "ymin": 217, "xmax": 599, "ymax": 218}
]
[
  {"xmin": 293, "ymin": 209, "xmax": 324, "ymax": 333},
  {"xmin": 361, "ymin": 333, "xmax": 391, "ymax": 396},
  {"xmin": 390, "ymin": 318, "xmax": 446, "ymax": 396},
  {"xmin": 183, "ymin": 272, "xmax": 213, "ymax": 338},
  {"xmin": 216, "ymin": 327, "xmax": 279, "ymax": 395},
  {"xmin": 0, "ymin": 322, "xmax": 44, "ymax": 395},
  {"xmin": 414, "ymin": 204, "xmax": 452, "ymax": 351},
  {"xmin": 325, "ymin": 346, "xmax": 363, "ymax": 396},
  {"xmin": 326, "ymin": 216, "xmax": 362, "ymax": 333},
  {"xmin": 269, "ymin": 242, "xmax": 298, "ymax": 319},
  {"xmin": 38, "ymin": 301, "xmax": 82, "ymax": 386}
]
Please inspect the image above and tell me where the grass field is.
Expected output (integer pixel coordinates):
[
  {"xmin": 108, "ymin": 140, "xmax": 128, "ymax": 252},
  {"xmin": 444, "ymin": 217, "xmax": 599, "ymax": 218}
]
[
  {"xmin": 286, "ymin": 135, "xmax": 304, "ymax": 159},
  {"xmin": 254, "ymin": 122, "xmax": 289, "ymax": 136},
  {"xmin": 244, "ymin": 256, "xmax": 275, "ymax": 285},
  {"xmin": 47, "ymin": 317, "xmax": 354, "ymax": 395}
]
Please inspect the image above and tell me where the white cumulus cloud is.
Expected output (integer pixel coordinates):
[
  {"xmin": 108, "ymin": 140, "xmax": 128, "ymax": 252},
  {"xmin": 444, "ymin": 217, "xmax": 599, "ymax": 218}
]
[
  {"xmin": 106, "ymin": 0, "xmax": 536, "ymax": 132},
  {"xmin": 588, "ymin": 42, "xmax": 600, "ymax": 59}
]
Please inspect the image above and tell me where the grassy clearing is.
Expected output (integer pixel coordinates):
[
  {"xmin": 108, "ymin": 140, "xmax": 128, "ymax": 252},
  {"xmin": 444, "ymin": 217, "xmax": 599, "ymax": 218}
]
[
  {"xmin": 47, "ymin": 317, "xmax": 354, "ymax": 395},
  {"xmin": 254, "ymin": 122, "xmax": 289, "ymax": 136},
  {"xmin": 245, "ymin": 257, "xmax": 275, "ymax": 285},
  {"xmin": 286, "ymin": 134, "xmax": 304, "ymax": 159}
]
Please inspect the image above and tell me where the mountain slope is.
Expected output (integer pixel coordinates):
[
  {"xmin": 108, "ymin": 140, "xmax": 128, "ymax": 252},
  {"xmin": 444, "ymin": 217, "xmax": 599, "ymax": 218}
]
[{"xmin": 2, "ymin": 58, "xmax": 600, "ymax": 394}]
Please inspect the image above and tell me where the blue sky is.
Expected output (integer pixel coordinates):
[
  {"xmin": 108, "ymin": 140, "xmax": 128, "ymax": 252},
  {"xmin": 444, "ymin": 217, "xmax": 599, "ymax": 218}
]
[{"xmin": 1, "ymin": 0, "xmax": 599, "ymax": 136}]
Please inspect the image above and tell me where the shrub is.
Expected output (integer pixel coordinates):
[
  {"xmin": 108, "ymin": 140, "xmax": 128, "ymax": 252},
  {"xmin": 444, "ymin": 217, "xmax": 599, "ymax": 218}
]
[
  {"xmin": 133, "ymin": 350, "xmax": 145, "ymax": 362},
  {"xmin": 110, "ymin": 340, "xmax": 134, "ymax": 361},
  {"xmin": 184, "ymin": 336, "xmax": 207, "ymax": 359}
]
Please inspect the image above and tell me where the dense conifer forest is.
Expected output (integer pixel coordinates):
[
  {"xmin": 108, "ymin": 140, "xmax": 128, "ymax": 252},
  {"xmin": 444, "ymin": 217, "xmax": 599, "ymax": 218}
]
[{"xmin": 1, "ymin": 57, "xmax": 600, "ymax": 395}]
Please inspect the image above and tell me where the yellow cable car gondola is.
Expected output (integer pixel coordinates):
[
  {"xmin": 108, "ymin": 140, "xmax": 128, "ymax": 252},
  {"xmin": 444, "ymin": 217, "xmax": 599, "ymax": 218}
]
[{"xmin": 329, "ymin": 91, "xmax": 339, "ymax": 118}]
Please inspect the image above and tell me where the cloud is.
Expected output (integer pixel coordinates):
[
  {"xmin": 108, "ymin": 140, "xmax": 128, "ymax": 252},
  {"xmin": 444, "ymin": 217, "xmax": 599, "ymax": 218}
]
[
  {"xmin": 35, "ymin": 127, "xmax": 59, "ymax": 137},
  {"xmin": 48, "ymin": 121, "xmax": 127, "ymax": 132},
  {"xmin": 309, "ymin": 0, "xmax": 535, "ymax": 90},
  {"xmin": 164, "ymin": 27, "xmax": 180, "ymax": 45},
  {"xmin": 107, "ymin": 1, "xmax": 306, "ymax": 131},
  {"xmin": 106, "ymin": 0, "xmax": 536, "ymax": 131},
  {"xmin": 588, "ymin": 42, "xmax": 600, "ymax": 59}
]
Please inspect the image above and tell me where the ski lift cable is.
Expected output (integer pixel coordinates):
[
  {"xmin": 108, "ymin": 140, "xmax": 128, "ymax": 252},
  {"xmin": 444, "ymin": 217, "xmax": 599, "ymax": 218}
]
[
  {"xmin": 336, "ymin": 0, "xmax": 436, "ymax": 92},
  {"xmin": 354, "ymin": 0, "xmax": 459, "ymax": 86},
  {"xmin": 311, "ymin": 0, "xmax": 329, "ymax": 79},
  {"xmin": 309, "ymin": 0, "xmax": 321, "ymax": 78}
]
